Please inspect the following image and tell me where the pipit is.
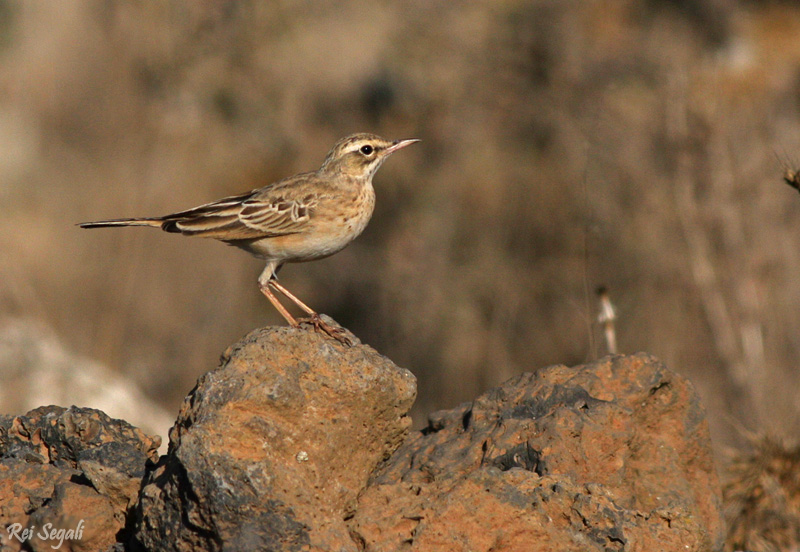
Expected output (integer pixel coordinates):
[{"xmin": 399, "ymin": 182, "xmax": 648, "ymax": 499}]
[{"xmin": 79, "ymin": 133, "xmax": 418, "ymax": 345}]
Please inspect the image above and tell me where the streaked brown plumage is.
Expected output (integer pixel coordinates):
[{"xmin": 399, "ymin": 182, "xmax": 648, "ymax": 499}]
[{"xmin": 79, "ymin": 133, "xmax": 418, "ymax": 344}]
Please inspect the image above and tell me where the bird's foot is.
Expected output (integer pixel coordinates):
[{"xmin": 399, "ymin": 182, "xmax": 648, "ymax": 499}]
[{"xmin": 299, "ymin": 313, "xmax": 353, "ymax": 346}]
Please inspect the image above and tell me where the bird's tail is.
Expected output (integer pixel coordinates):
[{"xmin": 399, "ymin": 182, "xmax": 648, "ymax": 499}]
[{"xmin": 78, "ymin": 218, "xmax": 163, "ymax": 229}]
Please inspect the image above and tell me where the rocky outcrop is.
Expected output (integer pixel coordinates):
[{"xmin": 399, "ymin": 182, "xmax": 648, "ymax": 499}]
[
  {"xmin": 0, "ymin": 405, "xmax": 160, "ymax": 552},
  {"xmin": 133, "ymin": 322, "xmax": 417, "ymax": 552},
  {"xmin": 350, "ymin": 353, "xmax": 725, "ymax": 551},
  {"xmin": 0, "ymin": 323, "xmax": 724, "ymax": 552}
]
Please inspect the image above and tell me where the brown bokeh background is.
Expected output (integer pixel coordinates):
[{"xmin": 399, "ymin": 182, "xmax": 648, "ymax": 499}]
[{"xmin": 2, "ymin": 1, "xmax": 800, "ymax": 456}]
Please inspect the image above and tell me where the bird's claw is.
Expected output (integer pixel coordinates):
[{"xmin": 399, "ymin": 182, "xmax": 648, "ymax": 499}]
[{"xmin": 299, "ymin": 314, "xmax": 353, "ymax": 346}]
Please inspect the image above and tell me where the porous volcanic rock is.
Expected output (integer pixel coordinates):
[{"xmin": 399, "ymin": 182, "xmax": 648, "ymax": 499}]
[
  {"xmin": 348, "ymin": 353, "xmax": 725, "ymax": 552},
  {"xmin": 0, "ymin": 334, "xmax": 723, "ymax": 552},
  {"xmin": 133, "ymin": 321, "xmax": 417, "ymax": 552},
  {"xmin": 0, "ymin": 405, "xmax": 161, "ymax": 552}
]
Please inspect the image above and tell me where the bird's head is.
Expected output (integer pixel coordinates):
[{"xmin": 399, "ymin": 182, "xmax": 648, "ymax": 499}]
[{"xmin": 319, "ymin": 133, "xmax": 418, "ymax": 179}]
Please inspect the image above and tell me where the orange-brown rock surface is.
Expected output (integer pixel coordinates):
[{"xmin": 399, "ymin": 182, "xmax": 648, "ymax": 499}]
[
  {"xmin": 349, "ymin": 353, "xmax": 724, "ymax": 552},
  {"xmin": 1, "ymin": 325, "xmax": 724, "ymax": 552},
  {"xmin": 0, "ymin": 406, "xmax": 160, "ymax": 552},
  {"xmin": 133, "ymin": 322, "xmax": 417, "ymax": 552}
]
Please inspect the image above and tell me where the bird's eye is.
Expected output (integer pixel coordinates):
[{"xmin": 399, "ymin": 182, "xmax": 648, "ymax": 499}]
[{"xmin": 360, "ymin": 145, "xmax": 374, "ymax": 155}]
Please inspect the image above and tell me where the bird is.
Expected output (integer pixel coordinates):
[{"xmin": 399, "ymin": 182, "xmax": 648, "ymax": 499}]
[{"xmin": 79, "ymin": 133, "xmax": 419, "ymax": 345}]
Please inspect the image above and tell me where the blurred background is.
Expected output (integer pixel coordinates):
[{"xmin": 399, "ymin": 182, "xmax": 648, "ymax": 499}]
[{"xmin": 2, "ymin": 0, "xmax": 800, "ymax": 467}]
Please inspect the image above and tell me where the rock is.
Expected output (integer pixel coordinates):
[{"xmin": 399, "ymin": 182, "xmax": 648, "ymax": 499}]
[
  {"xmin": 0, "ymin": 330, "xmax": 723, "ymax": 552},
  {"xmin": 349, "ymin": 353, "xmax": 725, "ymax": 552},
  {"xmin": 27, "ymin": 482, "xmax": 118, "ymax": 552},
  {"xmin": 133, "ymin": 322, "xmax": 417, "ymax": 552},
  {"xmin": 0, "ymin": 405, "xmax": 161, "ymax": 552}
]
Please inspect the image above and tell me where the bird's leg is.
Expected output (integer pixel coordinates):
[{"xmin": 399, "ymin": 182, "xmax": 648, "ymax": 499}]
[
  {"xmin": 269, "ymin": 279, "xmax": 352, "ymax": 346},
  {"xmin": 258, "ymin": 279, "xmax": 300, "ymax": 327},
  {"xmin": 257, "ymin": 264, "xmax": 299, "ymax": 327},
  {"xmin": 268, "ymin": 279, "xmax": 316, "ymax": 315}
]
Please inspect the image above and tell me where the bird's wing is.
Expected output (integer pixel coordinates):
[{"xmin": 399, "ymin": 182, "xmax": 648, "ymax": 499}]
[
  {"xmin": 237, "ymin": 196, "xmax": 316, "ymax": 235},
  {"xmin": 161, "ymin": 176, "xmax": 319, "ymax": 240}
]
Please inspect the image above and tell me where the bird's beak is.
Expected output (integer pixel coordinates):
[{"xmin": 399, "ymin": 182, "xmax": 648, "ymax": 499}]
[{"xmin": 385, "ymin": 138, "xmax": 420, "ymax": 154}]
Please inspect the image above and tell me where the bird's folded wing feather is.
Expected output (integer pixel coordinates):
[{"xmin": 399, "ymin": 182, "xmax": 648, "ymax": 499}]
[{"xmin": 161, "ymin": 185, "xmax": 316, "ymax": 240}]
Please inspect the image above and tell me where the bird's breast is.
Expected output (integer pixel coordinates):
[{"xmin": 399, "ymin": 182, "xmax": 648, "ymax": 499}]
[
  {"xmin": 244, "ymin": 184, "xmax": 376, "ymax": 263},
  {"xmin": 338, "ymin": 184, "xmax": 376, "ymax": 238},
  {"xmin": 312, "ymin": 184, "xmax": 375, "ymax": 251}
]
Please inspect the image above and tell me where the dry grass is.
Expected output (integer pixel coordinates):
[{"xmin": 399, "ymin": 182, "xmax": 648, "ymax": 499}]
[
  {"xmin": 2, "ymin": 2, "xmax": 800, "ymax": 519},
  {"xmin": 723, "ymin": 434, "xmax": 800, "ymax": 552}
]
